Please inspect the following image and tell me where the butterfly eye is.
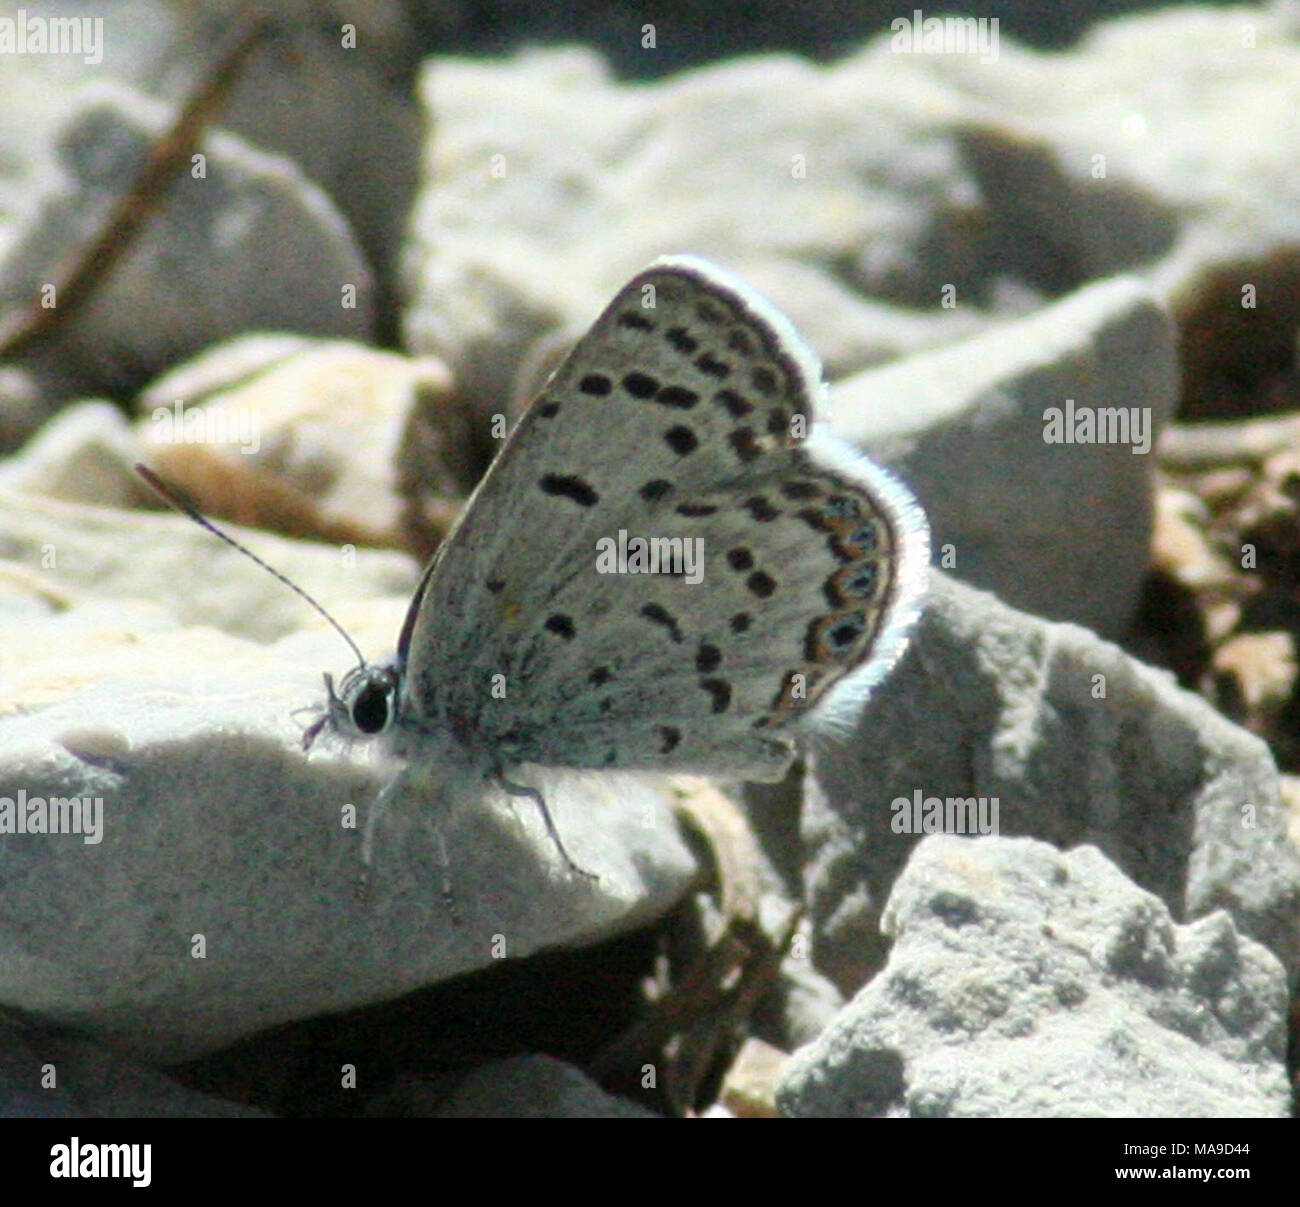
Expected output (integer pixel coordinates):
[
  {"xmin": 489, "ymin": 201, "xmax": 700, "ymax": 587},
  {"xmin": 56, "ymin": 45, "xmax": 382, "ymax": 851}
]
[{"xmin": 351, "ymin": 679, "xmax": 393, "ymax": 735}]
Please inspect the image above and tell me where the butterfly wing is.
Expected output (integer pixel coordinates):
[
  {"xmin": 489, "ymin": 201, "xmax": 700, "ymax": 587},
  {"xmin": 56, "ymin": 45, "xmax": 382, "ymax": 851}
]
[{"xmin": 398, "ymin": 256, "xmax": 929, "ymax": 780}]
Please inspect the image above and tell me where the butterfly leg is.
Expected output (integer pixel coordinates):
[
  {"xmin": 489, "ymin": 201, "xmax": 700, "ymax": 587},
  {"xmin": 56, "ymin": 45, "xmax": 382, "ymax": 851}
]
[
  {"xmin": 497, "ymin": 773, "xmax": 600, "ymax": 883},
  {"xmin": 361, "ymin": 772, "xmax": 403, "ymax": 870},
  {"xmin": 356, "ymin": 769, "xmax": 463, "ymax": 923},
  {"xmin": 423, "ymin": 817, "xmax": 461, "ymax": 924},
  {"xmin": 353, "ymin": 775, "xmax": 401, "ymax": 900}
]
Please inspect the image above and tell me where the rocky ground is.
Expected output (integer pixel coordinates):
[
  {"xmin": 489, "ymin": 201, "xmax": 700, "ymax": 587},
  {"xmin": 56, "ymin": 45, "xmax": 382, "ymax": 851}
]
[{"xmin": 2, "ymin": 1, "xmax": 1300, "ymax": 1117}]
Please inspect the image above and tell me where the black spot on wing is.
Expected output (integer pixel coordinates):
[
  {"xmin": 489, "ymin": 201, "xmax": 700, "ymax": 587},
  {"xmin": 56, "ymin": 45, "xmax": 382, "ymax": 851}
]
[
  {"xmin": 640, "ymin": 603, "xmax": 683, "ymax": 643},
  {"xmin": 700, "ymin": 677, "xmax": 732, "ymax": 713},
  {"xmin": 751, "ymin": 365, "xmax": 778, "ymax": 396},
  {"xmin": 695, "ymin": 643, "xmax": 721, "ymax": 673},
  {"xmin": 716, "ymin": 390, "xmax": 752, "ymax": 418},
  {"xmin": 544, "ymin": 614, "xmax": 575, "ymax": 639},
  {"xmin": 539, "ymin": 474, "xmax": 599, "ymax": 507},
  {"xmin": 696, "ymin": 352, "xmax": 730, "ymax": 379},
  {"xmin": 623, "ymin": 372, "xmax": 659, "ymax": 399},
  {"xmin": 655, "ymin": 385, "xmax": 699, "ymax": 409},
  {"xmin": 729, "ymin": 428, "xmax": 761, "ymax": 462},
  {"xmin": 665, "ymin": 327, "xmax": 699, "ymax": 355},
  {"xmin": 664, "ymin": 426, "xmax": 698, "ymax": 455},
  {"xmin": 728, "ymin": 329, "xmax": 755, "ymax": 355}
]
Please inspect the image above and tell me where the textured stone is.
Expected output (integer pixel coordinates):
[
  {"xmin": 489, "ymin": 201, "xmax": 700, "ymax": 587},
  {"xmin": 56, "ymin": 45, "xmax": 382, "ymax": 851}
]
[
  {"xmin": 799, "ymin": 574, "xmax": 1300, "ymax": 994},
  {"xmin": 778, "ymin": 837, "xmax": 1289, "ymax": 1118}
]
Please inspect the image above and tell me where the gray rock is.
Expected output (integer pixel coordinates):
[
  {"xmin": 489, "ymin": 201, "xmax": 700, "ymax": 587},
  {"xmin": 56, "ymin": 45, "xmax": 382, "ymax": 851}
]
[
  {"xmin": 401, "ymin": 45, "xmax": 1004, "ymax": 425},
  {"xmin": 0, "ymin": 488, "xmax": 418, "ymax": 643},
  {"xmin": 0, "ymin": 32, "xmax": 83, "ymax": 268},
  {"xmin": 403, "ymin": 8, "xmax": 1300, "ymax": 433},
  {"xmin": 156, "ymin": 4, "xmax": 423, "ymax": 305},
  {"xmin": 832, "ymin": 275, "xmax": 1177, "ymax": 637},
  {"xmin": 0, "ymin": 364, "xmax": 57, "ymax": 459},
  {"xmin": 0, "ymin": 82, "xmax": 374, "ymax": 400},
  {"xmin": 438, "ymin": 1054, "xmax": 658, "ymax": 1118},
  {"xmin": 0, "ymin": 401, "xmax": 138, "ymax": 507},
  {"xmin": 755, "ymin": 929, "xmax": 847, "ymax": 1052},
  {"xmin": 0, "ymin": 1022, "xmax": 264, "ymax": 1117},
  {"xmin": 916, "ymin": 6, "xmax": 1300, "ymax": 418},
  {"xmin": 397, "ymin": 34, "xmax": 1186, "ymax": 433},
  {"xmin": 800, "ymin": 574, "xmax": 1300, "ymax": 994},
  {"xmin": 777, "ymin": 836, "xmax": 1290, "ymax": 1118},
  {"xmin": 0, "ymin": 497, "xmax": 696, "ymax": 1061},
  {"xmin": 137, "ymin": 333, "xmax": 322, "ymax": 406}
]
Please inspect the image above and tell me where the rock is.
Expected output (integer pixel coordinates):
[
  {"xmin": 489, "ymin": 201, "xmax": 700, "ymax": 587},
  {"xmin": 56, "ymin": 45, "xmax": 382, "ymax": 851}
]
[
  {"xmin": 404, "ymin": 6, "xmax": 1300, "ymax": 437},
  {"xmin": 152, "ymin": 5, "xmax": 423, "ymax": 310},
  {"xmin": 0, "ymin": 495, "xmax": 696, "ymax": 1061},
  {"xmin": 777, "ymin": 836, "xmax": 1290, "ymax": 1118},
  {"xmin": 832, "ymin": 274, "xmax": 1176, "ymax": 637},
  {"xmin": 0, "ymin": 488, "xmax": 417, "ymax": 643},
  {"xmin": 0, "ymin": 82, "xmax": 374, "ymax": 401},
  {"xmin": 717, "ymin": 1037, "xmax": 787, "ymax": 1118},
  {"xmin": 1213, "ymin": 632, "xmax": 1296, "ymax": 720},
  {"xmin": 799, "ymin": 573, "xmax": 1300, "ymax": 994},
  {"xmin": 0, "ymin": 400, "xmax": 138, "ymax": 507},
  {"xmin": 137, "ymin": 336, "xmax": 471, "ymax": 556},
  {"xmin": 437, "ymin": 1054, "xmax": 658, "ymax": 1118},
  {"xmin": 395, "ymin": 29, "xmax": 1169, "ymax": 427},
  {"xmin": 0, "ymin": 1023, "xmax": 264, "ymax": 1117},
  {"xmin": 1152, "ymin": 486, "xmax": 1232, "ymax": 596},
  {"xmin": 0, "ymin": 365, "xmax": 53, "ymax": 457},
  {"xmin": 402, "ymin": 44, "xmax": 1003, "ymax": 426},
  {"xmin": 957, "ymin": 7, "xmax": 1300, "ymax": 418},
  {"xmin": 752, "ymin": 917, "xmax": 846, "ymax": 1051}
]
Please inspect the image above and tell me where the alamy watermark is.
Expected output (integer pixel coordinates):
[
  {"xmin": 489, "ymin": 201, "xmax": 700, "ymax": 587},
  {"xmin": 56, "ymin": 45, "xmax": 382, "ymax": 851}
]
[
  {"xmin": 890, "ymin": 9, "xmax": 999, "ymax": 65},
  {"xmin": 0, "ymin": 789, "xmax": 103, "ymax": 844},
  {"xmin": 50, "ymin": 1138, "xmax": 150, "ymax": 1187},
  {"xmin": 1042, "ymin": 399, "xmax": 1152, "ymax": 455},
  {"xmin": 0, "ymin": 10, "xmax": 103, "ymax": 64},
  {"xmin": 891, "ymin": 789, "xmax": 1000, "ymax": 835},
  {"xmin": 595, "ymin": 530, "xmax": 704, "ymax": 584},
  {"xmin": 149, "ymin": 400, "xmax": 260, "ymax": 455}
]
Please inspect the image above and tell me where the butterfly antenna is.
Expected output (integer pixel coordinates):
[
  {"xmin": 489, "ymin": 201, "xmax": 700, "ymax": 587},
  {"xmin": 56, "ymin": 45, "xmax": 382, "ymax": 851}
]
[{"xmin": 134, "ymin": 463, "xmax": 368, "ymax": 669}]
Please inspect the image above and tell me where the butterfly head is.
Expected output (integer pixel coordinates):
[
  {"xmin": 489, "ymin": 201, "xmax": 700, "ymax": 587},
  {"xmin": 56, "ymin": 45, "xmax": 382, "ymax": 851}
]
[{"xmin": 302, "ymin": 662, "xmax": 402, "ymax": 749}]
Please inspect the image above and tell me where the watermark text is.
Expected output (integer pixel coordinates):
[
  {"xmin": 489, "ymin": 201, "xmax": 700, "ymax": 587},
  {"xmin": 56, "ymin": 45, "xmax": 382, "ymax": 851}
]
[
  {"xmin": 891, "ymin": 790, "xmax": 999, "ymax": 835},
  {"xmin": 0, "ymin": 789, "xmax": 102, "ymax": 844},
  {"xmin": 0, "ymin": 10, "xmax": 102, "ymax": 65},
  {"xmin": 148, "ymin": 400, "xmax": 260, "ymax": 455},
  {"xmin": 1043, "ymin": 399, "xmax": 1152, "ymax": 454},
  {"xmin": 595, "ymin": 529, "xmax": 703, "ymax": 584},
  {"xmin": 890, "ymin": 9, "xmax": 999, "ymax": 65}
]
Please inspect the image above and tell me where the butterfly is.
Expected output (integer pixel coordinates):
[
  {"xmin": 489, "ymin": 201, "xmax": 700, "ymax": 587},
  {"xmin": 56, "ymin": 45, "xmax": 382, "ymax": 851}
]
[{"xmin": 303, "ymin": 255, "xmax": 930, "ymax": 883}]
